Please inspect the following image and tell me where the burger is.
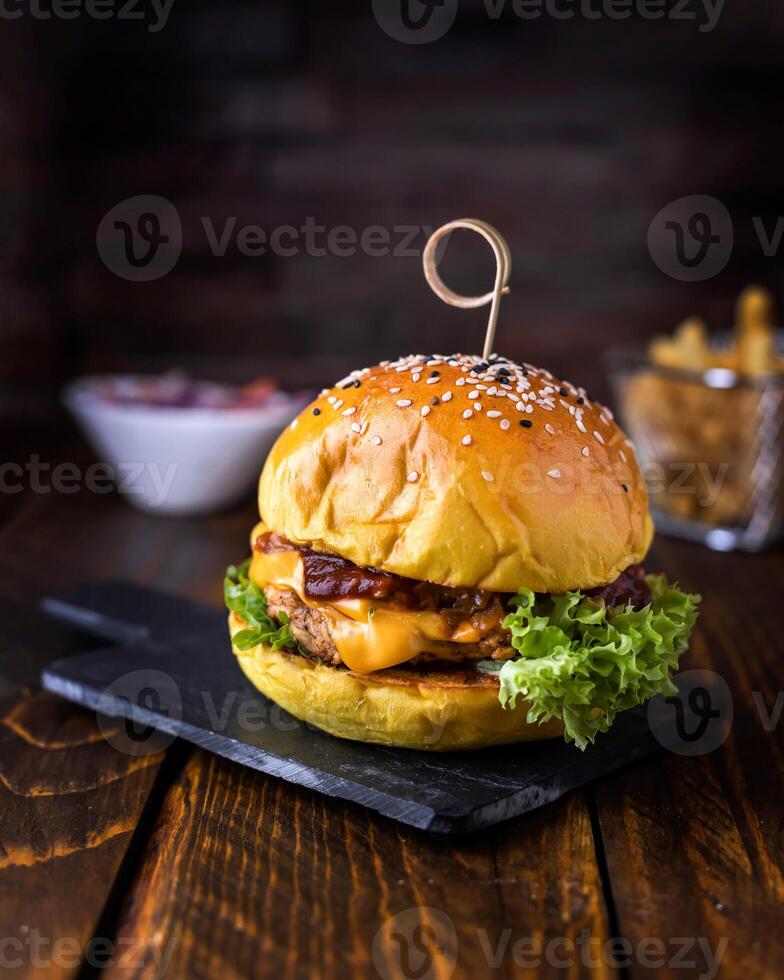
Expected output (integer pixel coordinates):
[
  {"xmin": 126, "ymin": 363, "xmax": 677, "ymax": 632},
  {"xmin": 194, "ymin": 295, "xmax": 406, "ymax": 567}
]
[{"xmin": 225, "ymin": 352, "xmax": 699, "ymax": 751}]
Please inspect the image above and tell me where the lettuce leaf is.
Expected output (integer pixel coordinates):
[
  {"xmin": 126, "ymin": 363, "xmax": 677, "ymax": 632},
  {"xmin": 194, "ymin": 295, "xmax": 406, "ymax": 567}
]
[
  {"xmin": 479, "ymin": 575, "xmax": 700, "ymax": 750},
  {"xmin": 224, "ymin": 560, "xmax": 299, "ymax": 653}
]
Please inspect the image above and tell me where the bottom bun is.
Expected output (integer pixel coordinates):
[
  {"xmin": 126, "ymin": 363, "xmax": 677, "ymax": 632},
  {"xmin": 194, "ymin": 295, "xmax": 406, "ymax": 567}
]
[{"xmin": 229, "ymin": 613, "xmax": 563, "ymax": 751}]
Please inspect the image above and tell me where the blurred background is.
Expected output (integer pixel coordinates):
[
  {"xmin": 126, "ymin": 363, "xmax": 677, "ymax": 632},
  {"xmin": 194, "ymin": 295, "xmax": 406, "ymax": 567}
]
[{"xmin": 3, "ymin": 0, "xmax": 784, "ymax": 508}]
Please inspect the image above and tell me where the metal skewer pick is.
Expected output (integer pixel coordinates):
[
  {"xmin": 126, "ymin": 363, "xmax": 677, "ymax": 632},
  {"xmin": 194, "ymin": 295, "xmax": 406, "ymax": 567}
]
[{"xmin": 422, "ymin": 219, "xmax": 512, "ymax": 361}]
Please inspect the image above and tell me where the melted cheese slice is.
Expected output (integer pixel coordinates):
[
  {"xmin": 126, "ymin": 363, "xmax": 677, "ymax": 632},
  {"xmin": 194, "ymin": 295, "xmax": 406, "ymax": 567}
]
[{"xmin": 247, "ymin": 523, "xmax": 490, "ymax": 674}]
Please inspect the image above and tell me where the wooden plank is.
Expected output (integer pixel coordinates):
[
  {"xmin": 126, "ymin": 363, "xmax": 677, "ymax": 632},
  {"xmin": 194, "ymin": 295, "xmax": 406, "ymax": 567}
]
[
  {"xmin": 103, "ymin": 751, "xmax": 615, "ymax": 980},
  {"xmin": 0, "ymin": 690, "xmax": 165, "ymax": 980},
  {"xmin": 0, "ymin": 487, "xmax": 252, "ymax": 979},
  {"xmin": 0, "ymin": 590, "xmax": 167, "ymax": 980},
  {"xmin": 593, "ymin": 538, "xmax": 784, "ymax": 979}
]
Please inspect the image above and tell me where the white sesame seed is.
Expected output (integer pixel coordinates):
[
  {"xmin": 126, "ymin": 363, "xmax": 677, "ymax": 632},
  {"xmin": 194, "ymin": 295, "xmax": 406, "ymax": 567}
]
[
  {"xmin": 545, "ymin": 423, "xmax": 555, "ymax": 435},
  {"xmin": 525, "ymin": 405, "xmax": 533, "ymax": 414},
  {"xmin": 593, "ymin": 430, "xmax": 605, "ymax": 445},
  {"xmin": 487, "ymin": 410, "xmax": 502, "ymax": 419},
  {"xmin": 500, "ymin": 419, "xmax": 510, "ymax": 431},
  {"xmin": 371, "ymin": 435, "xmax": 382, "ymax": 446},
  {"xmin": 333, "ymin": 399, "xmax": 343, "ymax": 410},
  {"xmin": 619, "ymin": 450, "xmax": 626, "ymax": 462},
  {"xmin": 576, "ymin": 418, "xmax": 587, "ymax": 433},
  {"xmin": 462, "ymin": 409, "xmax": 473, "ymax": 419},
  {"xmin": 582, "ymin": 446, "xmax": 590, "ymax": 457},
  {"xmin": 343, "ymin": 406, "xmax": 357, "ymax": 416},
  {"xmin": 468, "ymin": 390, "xmax": 479, "ymax": 400},
  {"xmin": 473, "ymin": 402, "xmax": 482, "ymax": 412},
  {"xmin": 351, "ymin": 422, "xmax": 361, "ymax": 433},
  {"xmin": 547, "ymin": 469, "xmax": 561, "ymax": 479},
  {"xmin": 462, "ymin": 435, "xmax": 472, "ymax": 446},
  {"xmin": 396, "ymin": 399, "xmax": 412, "ymax": 408},
  {"xmin": 456, "ymin": 378, "xmax": 466, "ymax": 386},
  {"xmin": 482, "ymin": 471, "xmax": 494, "ymax": 482},
  {"xmin": 421, "ymin": 405, "xmax": 431, "ymax": 417},
  {"xmin": 390, "ymin": 387, "xmax": 401, "ymax": 394},
  {"xmin": 327, "ymin": 396, "xmax": 336, "ymax": 405},
  {"xmin": 412, "ymin": 373, "xmax": 421, "ymax": 382},
  {"xmin": 426, "ymin": 376, "xmax": 439, "ymax": 385},
  {"xmin": 407, "ymin": 471, "xmax": 419, "ymax": 482},
  {"xmin": 442, "ymin": 391, "xmax": 452, "ymax": 402},
  {"xmin": 360, "ymin": 421, "xmax": 368, "ymax": 435},
  {"xmin": 516, "ymin": 401, "xmax": 526, "ymax": 412},
  {"xmin": 487, "ymin": 386, "xmax": 497, "ymax": 396}
]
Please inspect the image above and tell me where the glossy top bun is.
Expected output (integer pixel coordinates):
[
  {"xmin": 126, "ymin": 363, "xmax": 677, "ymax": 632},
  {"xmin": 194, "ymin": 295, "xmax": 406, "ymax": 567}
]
[{"xmin": 259, "ymin": 353, "xmax": 653, "ymax": 593}]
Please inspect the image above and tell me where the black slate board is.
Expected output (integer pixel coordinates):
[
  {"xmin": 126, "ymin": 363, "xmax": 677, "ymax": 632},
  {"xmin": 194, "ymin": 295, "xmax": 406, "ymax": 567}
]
[{"xmin": 41, "ymin": 582, "xmax": 667, "ymax": 835}]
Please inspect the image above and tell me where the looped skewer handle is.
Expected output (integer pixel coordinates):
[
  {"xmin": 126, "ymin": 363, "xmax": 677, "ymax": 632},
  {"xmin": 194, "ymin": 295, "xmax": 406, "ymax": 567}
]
[{"xmin": 422, "ymin": 219, "xmax": 512, "ymax": 360}]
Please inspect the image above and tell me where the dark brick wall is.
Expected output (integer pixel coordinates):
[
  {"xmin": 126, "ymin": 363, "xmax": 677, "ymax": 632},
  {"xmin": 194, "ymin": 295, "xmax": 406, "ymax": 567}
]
[{"xmin": 2, "ymin": 0, "xmax": 784, "ymax": 406}]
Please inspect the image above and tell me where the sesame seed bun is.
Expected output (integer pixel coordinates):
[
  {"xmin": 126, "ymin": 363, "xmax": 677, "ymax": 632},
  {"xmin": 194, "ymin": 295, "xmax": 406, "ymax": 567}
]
[
  {"xmin": 258, "ymin": 354, "xmax": 652, "ymax": 593},
  {"xmin": 229, "ymin": 612, "xmax": 564, "ymax": 751}
]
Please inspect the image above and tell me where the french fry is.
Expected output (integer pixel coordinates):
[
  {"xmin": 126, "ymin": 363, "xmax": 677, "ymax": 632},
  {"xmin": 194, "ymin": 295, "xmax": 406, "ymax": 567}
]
[
  {"xmin": 673, "ymin": 317, "xmax": 710, "ymax": 370},
  {"xmin": 738, "ymin": 329, "xmax": 776, "ymax": 376},
  {"xmin": 649, "ymin": 317, "xmax": 709, "ymax": 371},
  {"xmin": 735, "ymin": 285, "xmax": 775, "ymax": 337}
]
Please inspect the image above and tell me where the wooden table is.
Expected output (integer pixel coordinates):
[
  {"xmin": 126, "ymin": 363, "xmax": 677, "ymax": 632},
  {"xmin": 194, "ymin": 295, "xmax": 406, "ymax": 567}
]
[{"xmin": 1, "ymin": 464, "xmax": 783, "ymax": 979}]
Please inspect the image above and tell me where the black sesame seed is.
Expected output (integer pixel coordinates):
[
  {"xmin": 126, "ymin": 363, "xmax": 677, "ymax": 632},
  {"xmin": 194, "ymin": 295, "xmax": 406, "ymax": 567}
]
[
  {"xmin": 558, "ymin": 387, "xmax": 567, "ymax": 396},
  {"xmin": 496, "ymin": 366, "xmax": 510, "ymax": 376},
  {"xmin": 312, "ymin": 407, "xmax": 321, "ymax": 416},
  {"xmin": 576, "ymin": 396, "xmax": 584, "ymax": 405},
  {"xmin": 430, "ymin": 369, "xmax": 439, "ymax": 377},
  {"xmin": 520, "ymin": 419, "xmax": 533, "ymax": 428},
  {"xmin": 521, "ymin": 368, "xmax": 528, "ymax": 376},
  {"xmin": 353, "ymin": 379, "xmax": 361, "ymax": 388},
  {"xmin": 622, "ymin": 484, "xmax": 628, "ymax": 493},
  {"xmin": 431, "ymin": 396, "xmax": 439, "ymax": 405}
]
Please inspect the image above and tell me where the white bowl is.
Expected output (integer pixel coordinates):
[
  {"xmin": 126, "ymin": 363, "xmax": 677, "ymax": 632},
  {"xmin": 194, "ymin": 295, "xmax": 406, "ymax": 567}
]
[{"xmin": 64, "ymin": 376, "xmax": 309, "ymax": 516}]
